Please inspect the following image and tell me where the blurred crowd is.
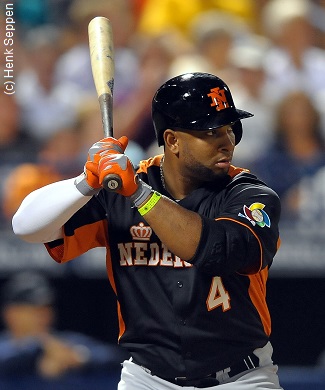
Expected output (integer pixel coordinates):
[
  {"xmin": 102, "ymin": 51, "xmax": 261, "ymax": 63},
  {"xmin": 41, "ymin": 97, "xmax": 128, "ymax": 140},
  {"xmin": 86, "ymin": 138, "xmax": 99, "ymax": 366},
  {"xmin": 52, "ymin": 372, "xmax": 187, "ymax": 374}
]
[
  {"xmin": 0, "ymin": 271, "xmax": 128, "ymax": 380},
  {"xmin": 1, "ymin": 0, "xmax": 325, "ymax": 228},
  {"xmin": 0, "ymin": 0, "xmax": 325, "ymax": 380}
]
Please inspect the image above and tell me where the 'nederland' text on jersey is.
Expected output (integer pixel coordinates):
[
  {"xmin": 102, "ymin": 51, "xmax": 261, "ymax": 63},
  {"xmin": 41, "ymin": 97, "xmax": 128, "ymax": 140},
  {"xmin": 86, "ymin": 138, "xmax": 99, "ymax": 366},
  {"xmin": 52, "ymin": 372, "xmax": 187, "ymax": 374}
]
[{"xmin": 118, "ymin": 241, "xmax": 192, "ymax": 267}]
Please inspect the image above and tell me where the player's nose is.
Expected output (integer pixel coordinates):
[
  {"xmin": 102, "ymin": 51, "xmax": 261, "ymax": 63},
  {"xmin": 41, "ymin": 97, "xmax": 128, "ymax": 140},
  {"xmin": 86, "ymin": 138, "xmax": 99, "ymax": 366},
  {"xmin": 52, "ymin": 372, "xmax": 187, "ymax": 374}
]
[{"xmin": 217, "ymin": 129, "xmax": 235, "ymax": 152}]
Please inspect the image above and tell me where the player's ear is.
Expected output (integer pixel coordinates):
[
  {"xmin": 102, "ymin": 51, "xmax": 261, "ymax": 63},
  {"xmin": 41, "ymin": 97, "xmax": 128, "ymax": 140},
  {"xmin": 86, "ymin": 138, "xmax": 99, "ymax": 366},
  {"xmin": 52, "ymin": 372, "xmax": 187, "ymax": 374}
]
[{"xmin": 164, "ymin": 129, "xmax": 179, "ymax": 154}]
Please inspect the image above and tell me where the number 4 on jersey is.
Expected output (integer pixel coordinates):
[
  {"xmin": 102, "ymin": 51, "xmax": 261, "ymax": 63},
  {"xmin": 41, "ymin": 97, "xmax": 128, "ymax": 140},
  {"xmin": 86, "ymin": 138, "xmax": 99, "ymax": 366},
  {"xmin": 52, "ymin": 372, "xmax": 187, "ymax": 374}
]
[{"xmin": 206, "ymin": 276, "xmax": 231, "ymax": 312}]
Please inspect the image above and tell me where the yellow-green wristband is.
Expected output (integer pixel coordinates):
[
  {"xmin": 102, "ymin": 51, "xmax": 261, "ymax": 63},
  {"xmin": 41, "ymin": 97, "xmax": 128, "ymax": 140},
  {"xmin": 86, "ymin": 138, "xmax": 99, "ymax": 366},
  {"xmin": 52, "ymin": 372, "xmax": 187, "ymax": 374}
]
[{"xmin": 138, "ymin": 191, "xmax": 162, "ymax": 216}]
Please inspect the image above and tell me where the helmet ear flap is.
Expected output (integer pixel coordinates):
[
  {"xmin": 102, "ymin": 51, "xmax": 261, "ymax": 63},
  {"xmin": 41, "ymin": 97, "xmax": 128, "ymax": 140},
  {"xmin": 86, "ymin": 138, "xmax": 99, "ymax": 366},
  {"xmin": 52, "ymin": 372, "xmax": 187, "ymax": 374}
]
[
  {"xmin": 232, "ymin": 121, "xmax": 243, "ymax": 145},
  {"xmin": 151, "ymin": 109, "xmax": 172, "ymax": 146},
  {"xmin": 152, "ymin": 108, "xmax": 168, "ymax": 146}
]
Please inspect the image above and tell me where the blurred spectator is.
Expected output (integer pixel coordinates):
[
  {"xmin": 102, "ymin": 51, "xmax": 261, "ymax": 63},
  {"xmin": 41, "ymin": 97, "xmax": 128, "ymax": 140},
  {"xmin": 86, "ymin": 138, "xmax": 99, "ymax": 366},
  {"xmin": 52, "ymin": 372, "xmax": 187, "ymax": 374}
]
[
  {"xmin": 261, "ymin": 0, "xmax": 325, "ymax": 106},
  {"xmin": 14, "ymin": 0, "xmax": 50, "ymax": 30},
  {"xmin": 130, "ymin": 11, "xmax": 252, "ymax": 154},
  {"xmin": 36, "ymin": 126, "xmax": 82, "ymax": 177},
  {"xmin": 75, "ymin": 97, "xmax": 146, "ymax": 164},
  {"xmin": 310, "ymin": 0, "xmax": 325, "ymax": 50},
  {"xmin": 229, "ymin": 38, "xmax": 276, "ymax": 168},
  {"xmin": 137, "ymin": 0, "xmax": 258, "ymax": 38},
  {"xmin": 114, "ymin": 31, "xmax": 185, "ymax": 151},
  {"xmin": 2, "ymin": 115, "xmax": 145, "ymax": 225},
  {"xmin": 2, "ymin": 164, "xmax": 62, "ymax": 225},
  {"xmin": 168, "ymin": 10, "xmax": 250, "ymax": 85},
  {"xmin": 130, "ymin": 0, "xmax": 149, "ymax": 26},
  {"xmin": 15, "ymin": 25, "xmax": 78, "ymax": 142},
  {"xmin": 55, "ymin": 0, "xmax": 138, "ymax": 104},
  {"xmin": 53, "ymin": 0, "xmax": 150, "ymax": 159},
  {"xmin": 0, "ymin": 271, "xmax": 128, "ymax": 379},
  {"xmin": 251, "ymin": 90, "xmax": 325, "ymax": 220},
  {"xmin": 0, "ymin": 89, "xmax": 39, "ymax": 228},
  {"xmin": 13, "ymin": 0, "xmax": 74, "ymax": 30},
  {"xmin": 1, "ymin": 127, "xmax": 81, "ymax": 223},
  {"xmin": 0, "ymin": 91, "xmax": 38, "ymax": 168},
  {"xmin": 296, "ymin": 165, "xmax": 325, "ymax": 224},
  {"xmin": 13, "ymin": 0, "xmax": 76, "ymax": 31}
]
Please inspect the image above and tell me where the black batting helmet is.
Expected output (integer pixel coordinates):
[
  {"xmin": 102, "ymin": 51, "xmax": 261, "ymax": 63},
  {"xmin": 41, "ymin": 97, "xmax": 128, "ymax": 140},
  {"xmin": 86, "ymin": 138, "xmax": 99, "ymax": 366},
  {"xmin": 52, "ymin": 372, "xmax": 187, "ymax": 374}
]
[{"xmin": 152, "ymin": 72, "xmax": 253, "ymax": 146}]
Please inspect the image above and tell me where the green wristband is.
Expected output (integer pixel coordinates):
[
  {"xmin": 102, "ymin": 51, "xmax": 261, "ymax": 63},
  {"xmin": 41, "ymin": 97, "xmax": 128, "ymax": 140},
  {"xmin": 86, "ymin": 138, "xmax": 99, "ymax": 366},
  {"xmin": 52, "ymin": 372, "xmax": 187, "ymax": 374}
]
[{"xmin": 138, "ymin": 191, "xmax": 162, "ymax": 216}]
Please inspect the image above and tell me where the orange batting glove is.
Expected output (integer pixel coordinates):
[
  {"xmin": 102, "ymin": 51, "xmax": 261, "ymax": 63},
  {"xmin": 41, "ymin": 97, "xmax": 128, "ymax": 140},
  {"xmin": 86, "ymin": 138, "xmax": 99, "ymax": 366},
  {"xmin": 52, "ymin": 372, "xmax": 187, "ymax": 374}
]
[
  {"xmin": 97, "ymin": 152, "xmax": 137, "ymax": 197},
  {"xmin": 75, "ymin": 136, "xmax": 128, "ymax": 196},
  {"xmin": 75, "ymin": 136, "xmax": 153, "ymax": 204},
  {"xmin": 97, "ymin": 147, "xmax": 153, "ymax": 202}
]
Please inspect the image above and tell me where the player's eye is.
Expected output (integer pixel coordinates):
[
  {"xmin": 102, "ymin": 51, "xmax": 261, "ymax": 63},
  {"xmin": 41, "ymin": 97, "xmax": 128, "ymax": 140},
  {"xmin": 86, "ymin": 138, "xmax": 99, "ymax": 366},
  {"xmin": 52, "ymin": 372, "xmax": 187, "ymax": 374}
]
[
  {"xmin": 206, "ymin": 130, "xmax": 218, "ymax": 136},
  {"xmin": 226, "ymin": 127, "xmax": 235, "ymax": 136},
  {"xmin": 205, "ymin": 126, "xmax": 234, "ymax": 139}
]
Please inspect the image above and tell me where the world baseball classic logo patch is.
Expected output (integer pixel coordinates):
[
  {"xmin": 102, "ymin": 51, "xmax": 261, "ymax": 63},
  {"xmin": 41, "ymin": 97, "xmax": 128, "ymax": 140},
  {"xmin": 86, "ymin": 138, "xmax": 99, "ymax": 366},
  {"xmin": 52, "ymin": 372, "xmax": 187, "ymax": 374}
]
[{"xmin": 238, "ymin": 202, "xmax": 271, "ymax": 228}]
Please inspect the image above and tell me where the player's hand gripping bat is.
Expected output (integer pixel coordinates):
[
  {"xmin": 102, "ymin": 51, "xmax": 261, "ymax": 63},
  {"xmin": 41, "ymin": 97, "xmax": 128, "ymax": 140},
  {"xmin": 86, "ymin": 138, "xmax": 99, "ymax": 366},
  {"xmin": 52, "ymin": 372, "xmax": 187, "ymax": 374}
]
[{"xmin": 88, "ymin": 16, "xmax": 122, "ymax": 191}]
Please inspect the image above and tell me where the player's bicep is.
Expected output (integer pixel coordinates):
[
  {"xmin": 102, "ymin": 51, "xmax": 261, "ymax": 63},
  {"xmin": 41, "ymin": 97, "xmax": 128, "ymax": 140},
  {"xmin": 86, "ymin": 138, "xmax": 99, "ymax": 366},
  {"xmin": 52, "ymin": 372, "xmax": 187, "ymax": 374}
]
[
  {"xmin": 190, "ymin": 217, "xmax": 261, "ymax": 275},
  {"xmin": 190, "ymin": 188, "xmax": 281, "ymax": 276}
]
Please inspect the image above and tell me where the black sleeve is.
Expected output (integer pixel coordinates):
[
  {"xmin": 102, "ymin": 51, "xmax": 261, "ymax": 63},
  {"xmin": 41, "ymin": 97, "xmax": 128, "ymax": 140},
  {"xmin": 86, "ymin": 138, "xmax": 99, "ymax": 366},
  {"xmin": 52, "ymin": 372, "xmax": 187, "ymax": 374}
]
[{"xmin": 190, "ymin": 182, "xmax": 281, "ymax": 276}]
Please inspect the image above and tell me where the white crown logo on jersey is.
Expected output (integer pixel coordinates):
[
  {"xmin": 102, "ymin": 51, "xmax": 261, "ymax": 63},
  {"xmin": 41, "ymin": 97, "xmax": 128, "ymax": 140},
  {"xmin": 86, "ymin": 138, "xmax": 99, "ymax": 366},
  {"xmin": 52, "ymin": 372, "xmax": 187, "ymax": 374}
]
[{"xmin": 130, "ymin": 222, "xmax": 152, "ymax": 241}]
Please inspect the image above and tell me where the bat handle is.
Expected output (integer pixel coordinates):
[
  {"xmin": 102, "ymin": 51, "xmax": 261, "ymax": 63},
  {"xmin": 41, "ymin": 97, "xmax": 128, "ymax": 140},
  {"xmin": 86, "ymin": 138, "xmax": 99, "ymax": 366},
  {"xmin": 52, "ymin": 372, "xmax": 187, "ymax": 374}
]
[
  {"xmin": 98, "ymin": 94, "xmax": 122, "ymax": 192},
  {"xmin": 102, "ymin": 174, "xmax": 122, "ymax": 191}
]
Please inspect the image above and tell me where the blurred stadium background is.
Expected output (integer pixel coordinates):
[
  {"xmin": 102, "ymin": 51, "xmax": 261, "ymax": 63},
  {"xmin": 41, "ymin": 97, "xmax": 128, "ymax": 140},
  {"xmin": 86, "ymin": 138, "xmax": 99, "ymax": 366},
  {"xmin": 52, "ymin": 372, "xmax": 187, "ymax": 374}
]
[{"xmin": 1, "ymin": 0, "xmax": 325, "ymax": 388}]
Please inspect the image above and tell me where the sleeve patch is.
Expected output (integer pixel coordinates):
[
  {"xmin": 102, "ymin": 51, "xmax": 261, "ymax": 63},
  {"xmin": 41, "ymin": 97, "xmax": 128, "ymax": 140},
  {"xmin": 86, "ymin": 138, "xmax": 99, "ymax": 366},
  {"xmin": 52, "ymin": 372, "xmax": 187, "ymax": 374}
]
[{"xmin": 238, "ymin": 202, "xmax": 271, "ymax": 228}]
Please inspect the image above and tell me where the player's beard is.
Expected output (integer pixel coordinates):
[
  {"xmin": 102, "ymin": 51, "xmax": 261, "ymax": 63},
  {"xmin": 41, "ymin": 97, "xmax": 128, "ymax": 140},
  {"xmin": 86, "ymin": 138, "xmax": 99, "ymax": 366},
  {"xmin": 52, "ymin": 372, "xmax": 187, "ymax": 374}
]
[
  {"xmin": 186, "ymin": 162, "xmax": 228, "ymax": 184},
  {"xmin": 181, "ymin": 149, "xmax": 229, "ymax": 185}
]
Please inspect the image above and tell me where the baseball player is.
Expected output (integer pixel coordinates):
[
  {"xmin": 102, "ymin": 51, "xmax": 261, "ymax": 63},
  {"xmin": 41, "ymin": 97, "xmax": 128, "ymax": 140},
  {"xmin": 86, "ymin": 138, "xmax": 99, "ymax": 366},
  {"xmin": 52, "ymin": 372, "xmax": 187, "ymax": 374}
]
[{"xmin": 12, "ymin": 72, "xmax": 283, "ymax": 389}]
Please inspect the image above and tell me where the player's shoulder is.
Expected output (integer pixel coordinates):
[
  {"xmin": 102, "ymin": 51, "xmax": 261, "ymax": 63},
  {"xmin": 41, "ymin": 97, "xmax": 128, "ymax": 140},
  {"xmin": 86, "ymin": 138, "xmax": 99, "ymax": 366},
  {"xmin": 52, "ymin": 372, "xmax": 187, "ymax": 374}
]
[
  {"xmin": 136, "ymin": 155, "xmax": 163, "ymax": 174},
  {"xmin": 227, "ymin": 165, "xmax": 279, "ymax": 198}
]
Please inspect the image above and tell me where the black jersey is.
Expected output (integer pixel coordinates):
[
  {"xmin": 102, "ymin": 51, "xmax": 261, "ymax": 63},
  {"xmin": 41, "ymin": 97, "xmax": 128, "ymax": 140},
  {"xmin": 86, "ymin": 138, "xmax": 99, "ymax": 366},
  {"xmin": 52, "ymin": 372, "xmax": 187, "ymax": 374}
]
[{"xmin": 46, "ymin": 155, "xmax": 281, "ymax": 379}]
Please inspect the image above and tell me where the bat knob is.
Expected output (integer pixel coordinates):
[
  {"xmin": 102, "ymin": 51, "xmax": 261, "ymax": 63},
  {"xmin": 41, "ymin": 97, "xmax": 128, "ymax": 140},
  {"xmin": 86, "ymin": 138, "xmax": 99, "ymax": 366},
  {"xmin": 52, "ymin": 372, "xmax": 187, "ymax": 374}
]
[{"xmin": 102, "ymin": 174, "xmax": 122, "ymax": 192}]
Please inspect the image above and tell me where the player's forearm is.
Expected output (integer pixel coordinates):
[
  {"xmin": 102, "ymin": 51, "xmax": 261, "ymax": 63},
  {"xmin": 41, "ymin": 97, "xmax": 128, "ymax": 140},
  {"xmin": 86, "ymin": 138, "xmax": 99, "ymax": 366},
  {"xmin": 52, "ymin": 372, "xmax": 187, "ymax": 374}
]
[
  {"xmin": 141, "ymin": 195, "xmax": 202, "ymax": 260},
  {"xmin": 12, "ymin": 178, "xmax": 92, "ymax": 243}
]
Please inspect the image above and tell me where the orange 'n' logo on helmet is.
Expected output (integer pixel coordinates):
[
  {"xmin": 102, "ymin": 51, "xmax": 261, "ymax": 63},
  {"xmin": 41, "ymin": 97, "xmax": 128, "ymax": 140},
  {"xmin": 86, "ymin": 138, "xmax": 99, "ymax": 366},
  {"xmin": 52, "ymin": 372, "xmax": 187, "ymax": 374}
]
[{"xmin": 207, "ymin": 87, "xmax": 230, "ymax": 111}]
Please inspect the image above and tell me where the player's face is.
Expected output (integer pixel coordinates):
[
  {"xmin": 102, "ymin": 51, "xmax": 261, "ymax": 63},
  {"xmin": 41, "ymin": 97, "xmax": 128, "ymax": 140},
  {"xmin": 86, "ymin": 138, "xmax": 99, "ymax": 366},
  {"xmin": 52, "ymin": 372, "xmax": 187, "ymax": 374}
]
[{"xmin": 175, "ymin": 125, "xmax": 235, "ymax": 182}]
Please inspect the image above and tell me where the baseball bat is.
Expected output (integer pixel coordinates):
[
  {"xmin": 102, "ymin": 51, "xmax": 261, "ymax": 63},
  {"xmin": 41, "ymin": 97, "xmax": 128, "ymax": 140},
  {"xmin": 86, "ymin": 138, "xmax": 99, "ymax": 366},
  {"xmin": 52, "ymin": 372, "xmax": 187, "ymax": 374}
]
[{"xmin": 88, "ymin": 16, "xmax": 122, "ymax": 191}]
